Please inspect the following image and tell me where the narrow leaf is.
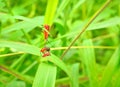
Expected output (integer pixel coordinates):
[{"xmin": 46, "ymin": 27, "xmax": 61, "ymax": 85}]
[
  {"xmin": 0, "ymin": 41, "xmax": 40, "ymax": 56},
  {"xmin": 0, "ymin": 65, "xmax": 32, "ymax": 84},
  {"xmin": 70, "ymin": 63, "xmax": 80, "ymax": 87},
  {"xmin": 44, "ymin": 0, "xmax": 58, "ymax": 25},
  {"xmin": 99, "ymin": 47, "xmax": 119, "ymax": 87},
  {"xmin": 55, "ymin": 0, "xmax": 71, "ymax": 18},
  {"xmin": 88, "ymin": 17, "xmax": 120, "ymax": 30},
  {"xmin": 1, "ymin": 16, "xmax": 43, "ymax": 35},
  {"xmin": 82, "ymin": 39, "xmax": 98, "ymax": 87},
  {"xmin": 32, "ymin": 63, "xmax": 57, "ymax": 87},
  {"xmin": 42, "ymin": 54, "xmax": 71, "ymax": 77}
]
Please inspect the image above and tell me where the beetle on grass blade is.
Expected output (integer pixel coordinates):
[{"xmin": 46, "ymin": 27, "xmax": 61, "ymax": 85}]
[
  {"xmin": 40, "ymin": 24, "xmax": 57, "ymax": 57},
  {"xmin": 40, "ymin": 47, "xmax": 50, "ymax": 57}
]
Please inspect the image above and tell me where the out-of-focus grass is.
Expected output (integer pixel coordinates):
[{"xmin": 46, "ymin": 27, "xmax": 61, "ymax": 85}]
[{"xmin": 0, "ymin": 0, "xmax": 120, "ymax": 87}]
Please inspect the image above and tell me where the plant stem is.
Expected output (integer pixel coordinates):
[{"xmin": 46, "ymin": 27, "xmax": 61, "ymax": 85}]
[
  {"xmin": 60, "ymin": 0, "xmax": 112, "ymax": 59},
  {"xmin": 21, "ymin": 29, "xmax": 32, "ymax": 44},
  {"xmin": 0, "ymin": 52, "xmax": 24, "ymax": 58},
  {"xmin": 0, "ymin": 65, "xmax": 32, "ymax": 84},
  {"xmin": 51, "ymin": 46, "xmax": 117, "ymax": 50}
]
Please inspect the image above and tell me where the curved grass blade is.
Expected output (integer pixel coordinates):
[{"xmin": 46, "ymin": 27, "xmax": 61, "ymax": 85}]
[
  {"xmin": 41, "ymin": 54, "xmax": 71, "ymax": 86},
  {"xmin": 44, "ymin": 54, "xmax": 71, "ymax": 77},
  {"xmin": 32, "ymin": 63, "xmax": 57, "ymax": 87},
  {"xmin": 99, "ymin": 47, "xmax": 119, "ymax": 87},
  {"xmin": 88, "ymin": 17, "xmax": 120, "ymax": 30},
  {"xmin": 0, "ymin": 41, "xmax": 75, "ymax": 86},
  {"xmin": 72, "ymin": 17, "xmax": 120, "ymax": 35},
  {"xmin": 0, "ymin": 41, "xmax": 40, "ymax": 56},
  {"xmin": 1, "ymin": 16, "xmax": 44, "ymax": 35}
]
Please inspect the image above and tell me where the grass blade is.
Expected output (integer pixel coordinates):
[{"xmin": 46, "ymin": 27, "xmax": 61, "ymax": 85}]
[
  {"xmin": 42, "ymin": 54, "xmax": 71, "ymax": 77},
  {"xmin": 70, "ymin": 63, "xmax": 80, "ymax": 87},
  {"xmin": 1, "ymin": 16, "xmax": 43, "ymax": 35},
  {"xmin": 82, "ymin": 39, "xmax": 98, "ymax": 87},
  {"xmin": 88, "ymin": 17, "xmax": 120, "ymax": 30},
  {"xmin": 55, "ymin": 0, "xmax": 71, "ymax": 18},
  {"xmin": 0, "ymin": 65, "xmax": 32, "ymax": 84},
  {"xmin": 32, "ymin": 63, "xmax": 57, "ymax": 87},
  {"xmin": 44, "ymin": 0, "xmax": 58, "ymax": 25},
  {"xmin": 113, "ymin": 69, "xmax": 120, "ymax": 87},
  {"xmin": 99, "ymin": 47, "xmax": 119, "ymax": 87},
  {"xmin": 0, "ymin": 41, "xmax": 40, "ymax": 56},
  {"xmin": 0, "ymin": 40, "xmax": 73, "ymax": 79}
]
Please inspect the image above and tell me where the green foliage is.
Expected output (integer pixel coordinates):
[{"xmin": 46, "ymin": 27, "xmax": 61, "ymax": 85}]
[
  {"xmin": 70, "ymin": 63, "xmax": 80, "ymax": 87},
  {"xmin": 99, "ymin": 47, "xmax": 119, "ymax": 87},
  {"xmin": 44, "ymin": 0, "xmax": 58, "ymax": 25},
  {"xmin": 81, "ymin": 39, "xmax": 98, "ymax": 87},
  {"xmin": 32, "ymin": 63, "xmax": 57, "ymax": 87},
  {"xmin": 0, "ymin": 0, "xmax": 5, "ymax": 10},
  {"xmin": 0, "ymin": 0, "xmax": 119, "ymax": 87}
]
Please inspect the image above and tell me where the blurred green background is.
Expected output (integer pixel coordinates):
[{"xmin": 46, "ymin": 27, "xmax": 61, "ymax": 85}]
[{"xmin": 0, "ymin": 0, "xmax": 120, "ymax": 87}]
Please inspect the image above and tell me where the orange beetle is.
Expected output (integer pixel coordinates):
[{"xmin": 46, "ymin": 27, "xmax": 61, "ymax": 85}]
[
  {"xmin": 43, "ymin": 24, "xmax": 50, "ymax": 40},
  {"xmin": 40, "ymin": 47, "xmax": 50, "ymax": 57}
]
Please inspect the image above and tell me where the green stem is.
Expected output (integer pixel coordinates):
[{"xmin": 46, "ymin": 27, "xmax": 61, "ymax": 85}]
[
  {"xmin": 21, "ymin": 29, "xmax": 32, "ymax": 44},
  {"xmin": 60, "ymin": 0, "xmax": 112, "ymax": 59},
  {"xmin": 0, "ymin": 65, "xmax": 32, "ymax": 84}
]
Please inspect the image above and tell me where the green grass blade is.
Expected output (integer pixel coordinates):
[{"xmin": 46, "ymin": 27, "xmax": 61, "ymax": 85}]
[
  {"xmin": 42, "ymin": 54, "xmax": 71, "ymax": 77},
  {"xmin": 0, "ymin": 40, "xmax": 78, "ymax": 79},
  {"xmin": 99, "ymin": 47, "xmax": 119, "ymax": 87},
  {"xmin": 44, "ymin": 0, "xmax": 58, "ymax": 25},
  {"xmin": 55, "ymin": 0, "xmax": 71, "ymax": 18},
  {"xmin": 1, "ymin": 16, "xmax": 43, "ymax": 35},
  {"xmin": 22, "ymin": 61, "xmax": 37, "ymax": 74},
  {"xmin": 0, "ymin": 40, "xmax": 74, "ymax": 79},
  {"xmin": 70, "ymin": 63, "xmax": 80, "ymax": 87},
  {"xmin": 6, "ymin": 80, "xmax": 26, "ymax": 87},
  {"xmin": 114, "ymin": 69, "xmax": 120, "ymax": 87},
  {"xmin": 72, "ymin": 17, "xmax": 120, "ymax": 35},
  {"xmin": 88, "ymin": 17, "xmax": 120, "ymax": 30},
  {"xmin": 10, "ymin": 54, "xmax": 27, "ymax": 68},
  {"xmin": 0, "ymin": 41, "xmax": 40, "ymax": 56},
  {"xmin": 0, "ymin": 65, "xmax": 32, "ymax": 84},
  {"xmin": 32, "ymin": 63, "xmax": 57, "ymax": 87},
  {"xmin": 82, "ymin": 39, "xmax": 98, "ymax": 87},
  {"xmin": 70, "ymin": 0, "xmax": 85, "ymax": 18}
]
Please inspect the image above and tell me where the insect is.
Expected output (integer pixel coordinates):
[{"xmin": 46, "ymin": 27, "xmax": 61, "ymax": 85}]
[
  {"xmin": 40, "ymin": 47, "xmax": 50, "ymax": 57},
  {"xmin": 40, "ymin": 24, "xmax": 51, "ymax": 57},
  {"xmin": 43, "ymin": 24, "xmax": 50, "ymax": 40}
]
